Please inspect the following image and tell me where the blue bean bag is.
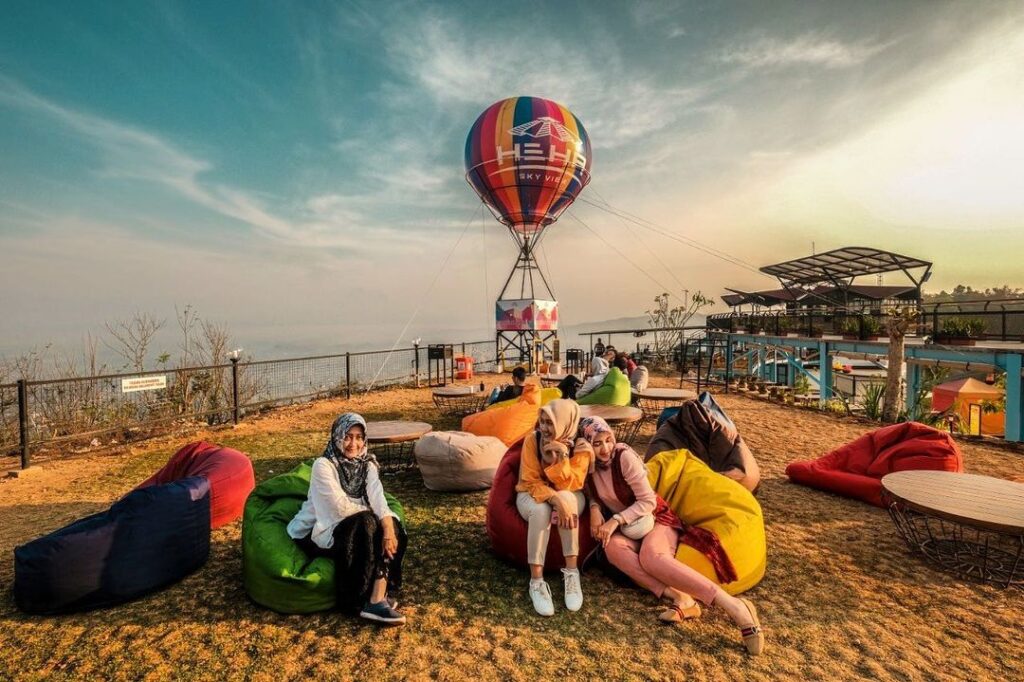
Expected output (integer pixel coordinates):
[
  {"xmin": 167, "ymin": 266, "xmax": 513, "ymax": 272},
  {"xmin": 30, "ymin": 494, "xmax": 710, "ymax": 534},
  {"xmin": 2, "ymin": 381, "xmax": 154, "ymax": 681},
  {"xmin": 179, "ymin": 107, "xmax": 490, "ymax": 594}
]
[
  {"xmin": 658, "ymin": 392, "xmax": 737, "ymax": 430},
  {"xmin": 14, "ymin": 476, "xmax": 211, "ymax": 614}
]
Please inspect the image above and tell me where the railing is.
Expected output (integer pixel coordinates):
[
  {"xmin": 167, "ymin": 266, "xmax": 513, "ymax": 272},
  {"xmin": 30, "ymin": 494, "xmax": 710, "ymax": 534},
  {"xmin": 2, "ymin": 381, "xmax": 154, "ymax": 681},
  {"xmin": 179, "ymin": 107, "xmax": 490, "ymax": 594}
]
[
  {"xmin": 1, "ymin": 339, "xmax": 498, "ymax": 468},
  {"xmin": 707, "ymin": 299, "xmax": 1024, "ymax": 343}
]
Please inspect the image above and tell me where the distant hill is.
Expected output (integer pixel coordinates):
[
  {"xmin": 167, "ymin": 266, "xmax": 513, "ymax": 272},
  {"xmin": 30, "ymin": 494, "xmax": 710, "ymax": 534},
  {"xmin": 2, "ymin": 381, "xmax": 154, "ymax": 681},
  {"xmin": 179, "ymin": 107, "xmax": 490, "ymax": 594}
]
[{"xmin": 566, "ymin": 313, "xmax": 707, "ymax": 333}]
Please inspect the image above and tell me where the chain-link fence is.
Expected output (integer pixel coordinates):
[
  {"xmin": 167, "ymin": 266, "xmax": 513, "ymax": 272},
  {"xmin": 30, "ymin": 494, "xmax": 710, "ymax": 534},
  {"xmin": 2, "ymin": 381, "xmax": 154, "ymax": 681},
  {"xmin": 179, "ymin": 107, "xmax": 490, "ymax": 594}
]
[{"xmin": 2, "ymin": 339, "xmax": 500, "ymax": 468}]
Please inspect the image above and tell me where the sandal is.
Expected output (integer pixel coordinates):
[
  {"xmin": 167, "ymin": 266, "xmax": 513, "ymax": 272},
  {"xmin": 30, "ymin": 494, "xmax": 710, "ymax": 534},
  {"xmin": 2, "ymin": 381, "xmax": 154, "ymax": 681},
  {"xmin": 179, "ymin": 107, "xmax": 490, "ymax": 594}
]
[
  {"xmin": 738, "ymin": 598, "xmax": 765, "ymax": 655},
  {"xmin": 659, "ymin": 601, "xmax": 702, "ymax": 623}
]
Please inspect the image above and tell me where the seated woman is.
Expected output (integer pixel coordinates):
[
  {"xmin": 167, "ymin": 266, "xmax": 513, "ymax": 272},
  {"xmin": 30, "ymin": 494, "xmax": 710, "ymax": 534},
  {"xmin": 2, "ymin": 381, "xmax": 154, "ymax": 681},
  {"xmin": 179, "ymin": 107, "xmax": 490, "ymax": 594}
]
[
  {"xmin": 516, "ymin": 399, "xmax": 594, "ymax": 616},
  {"xmin": 287, "ymin": 413, "xmax": 408, "ymax": 625},
  {"xmin": 581, "ymin": 416, "xmax": 764, "ymax": 655},
  {"xmin": 613, "ymin": 352, "xmax": 637, "ymax": 376},
  {"xmin": 575, "ymin": 356, "xmax": 609, "ymax": 401}
]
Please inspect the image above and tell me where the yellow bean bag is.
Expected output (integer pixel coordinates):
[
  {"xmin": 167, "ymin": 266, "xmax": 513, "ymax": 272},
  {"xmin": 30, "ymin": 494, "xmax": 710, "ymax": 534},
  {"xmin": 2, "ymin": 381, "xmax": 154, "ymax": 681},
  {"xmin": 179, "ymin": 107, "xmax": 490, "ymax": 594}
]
[
  {"xmin": 485, "ymin": 386, "xmax": 561, "ymax": 411},
  {"xmin": 646, "ymin": 448, "xmax": 766, "ymax": 595},
  {"xmin": 464, "ymin": 384, "xmax": 546, "ymax": 446}
]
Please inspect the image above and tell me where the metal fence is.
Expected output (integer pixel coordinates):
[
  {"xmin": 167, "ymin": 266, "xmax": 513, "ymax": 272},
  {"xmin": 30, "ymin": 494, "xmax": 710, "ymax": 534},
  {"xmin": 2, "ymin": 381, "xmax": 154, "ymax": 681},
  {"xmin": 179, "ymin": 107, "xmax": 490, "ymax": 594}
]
[
  {"xmin": 707, "ymin": 298, "xmax": 1024, "ymax": 342},
  {"xmin": 1, "ymin": 339, "xmax": 498, "ymax": 468}
]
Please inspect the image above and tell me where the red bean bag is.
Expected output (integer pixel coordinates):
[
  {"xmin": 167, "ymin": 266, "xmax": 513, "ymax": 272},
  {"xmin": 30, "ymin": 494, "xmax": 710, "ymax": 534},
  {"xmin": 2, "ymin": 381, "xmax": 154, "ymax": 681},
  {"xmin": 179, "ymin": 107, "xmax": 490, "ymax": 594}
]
[
  {"xmin": 137, "ymin": 441, "xmax": 255, "ymax": 528},
  {"xmin": 485, "ymin": 439, "xmax": 597, "ymax": 571},
  {"xmin": 785, "ymin": 422, "xmax": 963, "ymax": 507}
]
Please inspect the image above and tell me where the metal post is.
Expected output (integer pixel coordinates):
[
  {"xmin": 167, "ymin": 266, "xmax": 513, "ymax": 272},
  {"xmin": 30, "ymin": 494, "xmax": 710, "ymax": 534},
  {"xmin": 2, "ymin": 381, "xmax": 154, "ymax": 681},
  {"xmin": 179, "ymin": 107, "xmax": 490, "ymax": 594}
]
[
  {"xmin": 725, "ymin": 336, "xmax": 733, "ymax": 394},
  {"xmin": 414, "ymin": 343, "xmax": 420, "ymax": 388},
  {"xmin": 819, "ymin": 340, "xmax": 833, "ymax": 402},
  {"xmin": 1004, "ymin": 353, "xmax": 1023, "ymax": 443},
  {"xmin": 230, "ymin": 358, "xmax": 240, "ymax": 424},
  {"xmin": 345, "ymin": 352, "xmax": 351, "ymax": 399},
  {"xmin": 449, "ymin": 345, "xmax": 455, "ymax": 383},
  {"xmin": 17, "ymin": 379, "xmax": 30, "ymax": 469}
]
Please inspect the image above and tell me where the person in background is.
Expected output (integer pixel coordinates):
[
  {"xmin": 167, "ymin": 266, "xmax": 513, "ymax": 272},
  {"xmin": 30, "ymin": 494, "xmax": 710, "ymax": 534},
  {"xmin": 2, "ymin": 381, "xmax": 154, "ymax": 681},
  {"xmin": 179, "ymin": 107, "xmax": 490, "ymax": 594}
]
[
  {"xmin": 491, "ymin": 366, "xmax": 528, "ymax": 404},
  {"xmin": 612, "ymin": 352, "xmax": 637, "ymax": 376},
  {"xmin": 576, "ymin": 356, "xmax": 610, "ymax": 400},
  {"xmin": 593, "ymin": 338, "xmax": 606, "ymax": 359}
]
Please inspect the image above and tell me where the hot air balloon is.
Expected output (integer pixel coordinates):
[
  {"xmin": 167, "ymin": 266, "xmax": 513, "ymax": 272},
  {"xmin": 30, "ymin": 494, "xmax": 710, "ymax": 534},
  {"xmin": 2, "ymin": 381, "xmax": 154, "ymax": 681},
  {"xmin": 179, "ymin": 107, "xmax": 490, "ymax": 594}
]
[{"xmin": 464, "ymin": 96, "xmax": 592, "ymax": 370}]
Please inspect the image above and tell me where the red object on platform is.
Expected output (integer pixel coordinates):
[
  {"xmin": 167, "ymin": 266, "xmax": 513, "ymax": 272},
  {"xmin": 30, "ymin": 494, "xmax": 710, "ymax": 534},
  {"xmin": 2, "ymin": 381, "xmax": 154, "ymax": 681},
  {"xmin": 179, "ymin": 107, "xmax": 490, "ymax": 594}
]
[
  {"xmin": 785, "ymin": 422, "xmax": 963, "ymax": 507},
  {"xmin": 137, "ymin": 441, "xmax": 255, "ymax": 528},
  {"xmin": 486, "ymin": 439, "xmax": 597, "ymax": 570}
]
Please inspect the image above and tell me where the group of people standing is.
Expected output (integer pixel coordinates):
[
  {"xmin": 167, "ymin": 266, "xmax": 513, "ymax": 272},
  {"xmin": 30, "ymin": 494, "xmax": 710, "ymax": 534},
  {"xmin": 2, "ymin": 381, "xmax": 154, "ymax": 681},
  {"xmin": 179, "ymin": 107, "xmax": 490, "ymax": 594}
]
[{"xmin": 282, "ymin": 387, "xmax": 763, "ymax": 656}]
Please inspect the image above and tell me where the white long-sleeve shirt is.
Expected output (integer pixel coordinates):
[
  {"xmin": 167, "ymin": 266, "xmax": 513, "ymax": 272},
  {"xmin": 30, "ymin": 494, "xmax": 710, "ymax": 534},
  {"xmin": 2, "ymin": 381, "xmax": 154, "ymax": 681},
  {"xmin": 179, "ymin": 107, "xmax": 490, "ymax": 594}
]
[{"xmin": 286, "ymin": 457, "xmax": 397, "ymax": 549}]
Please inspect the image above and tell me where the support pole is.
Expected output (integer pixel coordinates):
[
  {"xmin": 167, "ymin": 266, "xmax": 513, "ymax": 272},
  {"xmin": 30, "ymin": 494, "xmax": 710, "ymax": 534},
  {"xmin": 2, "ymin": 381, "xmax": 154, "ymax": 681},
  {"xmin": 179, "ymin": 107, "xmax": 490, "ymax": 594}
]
[
  {"xmin": 1004, "ymin": 354, "xmax": 1023, "ymax": 442},
  {"xmin": 230, "ymin": 357, "xmax": 240, "ymax": 424},
  {"xmin": 905, "ymin": 362, "xmax": 922, "ymax": 419},
  {"xmin": 17, "ymin": 379, "xmax": 30, "ymax": 469},
  {"xmin": 345, "ymin": 352, "xmax": 351, "ymax": 399},
  {"xmin": 819, "ymin": 341, "xmax": 833, "ymax": 402}
]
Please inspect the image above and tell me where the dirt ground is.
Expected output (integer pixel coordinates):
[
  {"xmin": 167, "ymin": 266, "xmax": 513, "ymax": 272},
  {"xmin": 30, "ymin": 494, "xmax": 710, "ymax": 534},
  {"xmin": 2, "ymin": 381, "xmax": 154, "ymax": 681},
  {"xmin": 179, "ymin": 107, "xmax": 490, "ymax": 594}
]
[{"xmin": 1, "ymin": 372, "xmax": 1022, "ymax": 681}]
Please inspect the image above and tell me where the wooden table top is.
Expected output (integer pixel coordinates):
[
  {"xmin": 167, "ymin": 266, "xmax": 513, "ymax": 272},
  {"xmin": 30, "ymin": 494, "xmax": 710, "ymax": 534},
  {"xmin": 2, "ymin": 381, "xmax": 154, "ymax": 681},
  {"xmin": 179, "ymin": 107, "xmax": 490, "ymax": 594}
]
[
  {"xmin": 632, "ymin": 388, "xmax": 697, "ymax": 401},
  {"xmin": 882, "ymin": 471, "xmax": 1024, "ymax": 535},
  {"xmin": 431, "ymin": 385, "xmax": 480, "ymax": 396},
  {"xmin": 365, "ymin": 420, "xmax": 433, "ymax": 443},
  {"xmin": 540, "ymin": 374, "xmax": 568, "ymax": 382},
  {"xmin": 579, "ymin": 404, "xmax": 643, "ymax": 424}
]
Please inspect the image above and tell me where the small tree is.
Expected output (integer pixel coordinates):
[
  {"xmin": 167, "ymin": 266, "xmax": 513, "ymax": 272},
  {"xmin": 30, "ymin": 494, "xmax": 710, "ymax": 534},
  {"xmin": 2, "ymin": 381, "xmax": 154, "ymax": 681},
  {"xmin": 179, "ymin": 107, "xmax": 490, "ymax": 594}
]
[
  {"xmin": 882, "ymin": 306, "xmax": 920, "ymax": 423},
  {"xmin": 645, "ymin": 292, "xmax": 712, "ymax": 363}
]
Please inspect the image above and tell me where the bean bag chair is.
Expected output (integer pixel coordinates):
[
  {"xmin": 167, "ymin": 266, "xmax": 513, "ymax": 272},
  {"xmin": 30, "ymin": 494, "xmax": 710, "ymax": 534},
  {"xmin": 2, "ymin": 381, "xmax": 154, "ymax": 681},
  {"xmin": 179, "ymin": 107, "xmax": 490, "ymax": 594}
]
[
  {"xmin": 647, "ymin": 449, "xmax": 765, "ymax": 595},
  {"xmin": 577, "ymin": 367, "xmax": 632, "ymax": 406},
  {"xmin": 414, "ymin": 431, "xmax": 506, "ymax": 492},
  {"xmin": 785, "ymin": 422, "xmax": 963, "ymax": 507},
  {"xmin": 486, "ymin": 441, "xmax": 597, "ymax": 571},
  {"xmin": 486, "ymin": 386, "xmax": 561, "ymax": 411},
  {"xmin": 630, "ymin": 365, "xmax": 649, "ymax": 391},
  {"xmin": 657, "ymin": 407, "xmax": 680, "ymax": 429},
  {"xmin": 14, "ymin": 477, "xmax": 211, "ymax": 614},
  {"xmin": 242, "ymin": 461, "xmax": 405, "ymax": 614},
  {"xmin": 136, "ymin": 441, "xmax": 255, "ymax": 529},
  {"xmin": 465, "ymin": 384, "xmax": 544, "ymax": 446}
]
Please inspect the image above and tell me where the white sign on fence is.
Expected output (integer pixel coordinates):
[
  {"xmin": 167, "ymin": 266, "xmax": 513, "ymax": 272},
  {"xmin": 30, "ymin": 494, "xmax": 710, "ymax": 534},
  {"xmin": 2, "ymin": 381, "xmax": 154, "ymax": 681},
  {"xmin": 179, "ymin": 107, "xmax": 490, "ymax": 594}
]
[{"xmin": 121, "ymin": 375, "xmax": 167, "ymax": 393}]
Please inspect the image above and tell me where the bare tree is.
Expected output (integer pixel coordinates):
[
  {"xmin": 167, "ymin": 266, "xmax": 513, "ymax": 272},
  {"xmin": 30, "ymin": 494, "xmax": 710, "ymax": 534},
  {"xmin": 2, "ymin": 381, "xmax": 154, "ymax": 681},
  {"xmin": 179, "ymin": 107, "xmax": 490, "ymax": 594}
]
[
  {"xmin": 882, "ymin": 306, "xmax": 920, "ymax": 423},
  {"xmin": 645, "ymin": 292, "xmax": 712, "ymax": 362},
  {"xmin": 104, "ymin": 313, "xmax": 164, "ymax": 372}
]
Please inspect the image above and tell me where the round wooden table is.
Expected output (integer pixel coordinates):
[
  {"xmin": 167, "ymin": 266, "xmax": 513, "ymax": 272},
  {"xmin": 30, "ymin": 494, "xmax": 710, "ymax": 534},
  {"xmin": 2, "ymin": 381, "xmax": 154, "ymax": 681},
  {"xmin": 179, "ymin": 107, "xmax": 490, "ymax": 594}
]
[
  {"xmin": 432, "ymin": 385, "xmax": 488, "ymax": 416},
  {"xmin": 881, "ymin": 471, "xmax": 1024, "ymax": 588},
  {"xmin": 366, "ymin": 420, "xmax": 433, "ymax": 474},
  {"xmin": 579, "ymin": 404, "xmax": 644, "ymax": 444},
  {"xmin": 540, "ymin": 373, "xmax": 568, "ymax": 387},
  {"xmin": 631, "ymin": 387, "xmax": 697, "ymax": 425}
]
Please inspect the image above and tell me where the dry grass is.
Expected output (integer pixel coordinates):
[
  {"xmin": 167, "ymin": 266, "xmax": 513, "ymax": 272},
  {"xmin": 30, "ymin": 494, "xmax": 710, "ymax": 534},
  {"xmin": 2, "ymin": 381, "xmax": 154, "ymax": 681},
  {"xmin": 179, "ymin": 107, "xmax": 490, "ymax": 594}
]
[{"xmin": 1, "ymin": 373, "xmax": 1022, "ymax": 681}]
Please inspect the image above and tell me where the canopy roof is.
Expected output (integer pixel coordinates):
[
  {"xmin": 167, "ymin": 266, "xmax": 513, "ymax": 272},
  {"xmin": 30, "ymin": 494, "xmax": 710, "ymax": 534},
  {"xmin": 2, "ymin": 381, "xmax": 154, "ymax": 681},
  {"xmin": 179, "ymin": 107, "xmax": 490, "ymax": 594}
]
[
  {"xmin": 760, "ymin": 247, "xmax": 932, "ymax": 287},
  {"xmin": 722, "ymin": 284, "xmax": 919, "ymax": 308}
]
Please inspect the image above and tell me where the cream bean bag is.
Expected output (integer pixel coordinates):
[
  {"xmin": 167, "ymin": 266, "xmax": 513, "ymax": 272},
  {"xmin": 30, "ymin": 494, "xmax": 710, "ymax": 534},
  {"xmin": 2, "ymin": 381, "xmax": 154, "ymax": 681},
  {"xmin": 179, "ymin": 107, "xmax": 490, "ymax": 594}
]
[{"xmin": 414, "ymin": 431, "xmax": 507, "ymax": 492}]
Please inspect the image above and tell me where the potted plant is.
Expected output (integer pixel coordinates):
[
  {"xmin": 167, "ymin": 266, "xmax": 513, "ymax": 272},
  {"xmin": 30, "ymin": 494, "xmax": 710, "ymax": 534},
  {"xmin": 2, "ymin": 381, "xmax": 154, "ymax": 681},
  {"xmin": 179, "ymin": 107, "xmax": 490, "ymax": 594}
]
[
  {"xmin": 939, "ymin": 317, "xmax": 985, "ymax": 346},
  {"xmin": 840, "ymin": 317, "xmax": 860, "ymax": 340},
  {"xmin": 861, "ymin": 315, "xmax": 882, "ymax": 340}
]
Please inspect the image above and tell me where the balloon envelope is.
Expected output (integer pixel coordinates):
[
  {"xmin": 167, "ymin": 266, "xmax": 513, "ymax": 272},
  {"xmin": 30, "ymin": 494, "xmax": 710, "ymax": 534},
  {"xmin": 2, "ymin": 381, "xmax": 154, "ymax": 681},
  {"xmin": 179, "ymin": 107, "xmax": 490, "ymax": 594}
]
[{"xmin": 465, "ymin": 96, "xmax": 592, "ymax": 235}]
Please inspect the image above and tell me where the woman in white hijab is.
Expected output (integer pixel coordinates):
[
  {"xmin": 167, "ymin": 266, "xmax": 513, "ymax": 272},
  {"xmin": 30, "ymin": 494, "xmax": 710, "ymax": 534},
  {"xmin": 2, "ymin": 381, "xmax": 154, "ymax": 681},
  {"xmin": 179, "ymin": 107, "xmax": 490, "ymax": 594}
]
[{"xmin": 575, "ymin": 356, "xmax": 610, "ymax": 400}]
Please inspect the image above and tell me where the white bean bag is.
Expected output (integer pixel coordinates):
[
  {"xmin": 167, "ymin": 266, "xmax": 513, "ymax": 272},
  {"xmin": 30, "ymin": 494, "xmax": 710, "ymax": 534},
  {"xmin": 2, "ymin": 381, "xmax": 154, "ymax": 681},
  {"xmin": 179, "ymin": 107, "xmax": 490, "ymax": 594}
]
[
  {"xmin": 630, "ymin": 365, "xmax": 650, "ymax": 391},
  {"xmin": 414, "ymin": 431, "xmax": 507, "ymax": 492}
]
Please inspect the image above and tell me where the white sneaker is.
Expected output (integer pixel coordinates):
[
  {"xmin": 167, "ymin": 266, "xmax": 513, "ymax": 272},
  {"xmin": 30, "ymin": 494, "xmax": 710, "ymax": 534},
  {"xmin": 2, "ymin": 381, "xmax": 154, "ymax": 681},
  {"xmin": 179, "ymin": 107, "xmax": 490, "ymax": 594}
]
[
  {"xmin": 529, "ymin": 579, "xmax": 555, "ymax": 616},
  {"xmin": 562, "ymin": 568, "xmax": 583, "ymax": 612}
]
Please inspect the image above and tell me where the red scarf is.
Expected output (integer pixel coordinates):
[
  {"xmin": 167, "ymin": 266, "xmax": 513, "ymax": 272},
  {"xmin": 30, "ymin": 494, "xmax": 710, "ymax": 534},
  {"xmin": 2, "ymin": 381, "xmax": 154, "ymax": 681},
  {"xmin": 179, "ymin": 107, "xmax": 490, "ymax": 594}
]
[{"xmin": 589, "ymin": 447, "xmax": 738, "ymax": 584}]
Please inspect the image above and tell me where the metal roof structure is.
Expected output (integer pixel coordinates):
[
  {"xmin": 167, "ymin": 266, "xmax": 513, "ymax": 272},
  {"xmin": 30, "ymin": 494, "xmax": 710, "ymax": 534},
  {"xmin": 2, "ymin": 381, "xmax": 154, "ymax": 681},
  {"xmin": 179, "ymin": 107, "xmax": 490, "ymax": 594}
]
[{"xmin": 760, "ymin": 246, "xmax": 932, "ymax": 287}]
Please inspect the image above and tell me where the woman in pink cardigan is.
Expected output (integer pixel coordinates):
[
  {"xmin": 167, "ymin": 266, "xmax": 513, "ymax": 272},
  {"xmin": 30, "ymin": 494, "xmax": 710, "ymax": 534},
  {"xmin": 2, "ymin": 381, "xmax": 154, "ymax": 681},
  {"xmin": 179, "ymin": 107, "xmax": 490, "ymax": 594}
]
[{"xmin": 581, "ymin": 416, "xmax": 764, "ymax": 655}]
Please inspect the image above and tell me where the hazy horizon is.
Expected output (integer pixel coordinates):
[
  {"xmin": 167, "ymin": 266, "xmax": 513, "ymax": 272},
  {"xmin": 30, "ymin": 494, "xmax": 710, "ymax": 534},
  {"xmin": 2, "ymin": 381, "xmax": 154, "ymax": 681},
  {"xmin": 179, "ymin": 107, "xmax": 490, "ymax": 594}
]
[{"xmin": 3, "ymin": 2, "xmax": 1023, "ymax": 365}]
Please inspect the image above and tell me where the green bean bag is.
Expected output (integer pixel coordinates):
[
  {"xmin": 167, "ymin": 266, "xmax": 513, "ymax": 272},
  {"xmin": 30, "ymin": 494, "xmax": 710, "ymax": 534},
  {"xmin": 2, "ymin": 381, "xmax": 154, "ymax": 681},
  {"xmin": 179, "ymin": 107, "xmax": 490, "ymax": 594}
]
[
  {"xmin": 241, "ymin": 461, "xmax": 405, "ymax": 614},
  {"xmin": 577, "ymin": 367, "xmax": 632, "ymax": 406}
]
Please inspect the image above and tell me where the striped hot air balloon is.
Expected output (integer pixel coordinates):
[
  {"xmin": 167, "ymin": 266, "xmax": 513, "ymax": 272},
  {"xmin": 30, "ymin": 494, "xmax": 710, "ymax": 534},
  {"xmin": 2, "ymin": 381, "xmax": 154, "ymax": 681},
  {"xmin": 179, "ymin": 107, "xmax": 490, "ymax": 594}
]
[{"xmin": 465, "ymin": 96, "xmax": 592, "ymax": 236}]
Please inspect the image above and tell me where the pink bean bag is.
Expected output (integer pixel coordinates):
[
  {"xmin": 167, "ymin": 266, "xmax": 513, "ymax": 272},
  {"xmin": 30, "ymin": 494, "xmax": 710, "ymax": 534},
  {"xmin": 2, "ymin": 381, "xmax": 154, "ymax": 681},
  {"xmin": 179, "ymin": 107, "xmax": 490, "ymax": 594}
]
[
  {"xmin": 485, "ymin": 439, "xmax": 597, "ymax": 571},
  {"xmin": 137, "ymin": 441, "xmax": 255, "ymax": 528},
  {"xmin": 785, "ymin": 422, "xmax": 963, "ymax": 507}
]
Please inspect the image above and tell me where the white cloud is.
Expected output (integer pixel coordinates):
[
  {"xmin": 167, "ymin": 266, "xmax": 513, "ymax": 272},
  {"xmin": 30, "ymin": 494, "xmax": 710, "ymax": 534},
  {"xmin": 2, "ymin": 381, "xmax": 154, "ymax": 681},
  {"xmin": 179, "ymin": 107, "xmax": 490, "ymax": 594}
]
[
  {"xmin": 0, "ymin": 76, "xmax": 418, "ymax": 250},
  {"xmin": 718, "ymin": 33, "xmax": 891, "ymax": 69}
]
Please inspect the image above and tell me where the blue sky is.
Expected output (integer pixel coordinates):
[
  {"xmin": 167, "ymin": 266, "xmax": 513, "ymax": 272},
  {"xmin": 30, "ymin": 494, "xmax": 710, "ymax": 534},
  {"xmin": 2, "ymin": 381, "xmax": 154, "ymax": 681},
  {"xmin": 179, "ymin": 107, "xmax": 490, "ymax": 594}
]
[{"xmin": 2, "ymin": 1, "xmax": 1023, "ymax": 357}]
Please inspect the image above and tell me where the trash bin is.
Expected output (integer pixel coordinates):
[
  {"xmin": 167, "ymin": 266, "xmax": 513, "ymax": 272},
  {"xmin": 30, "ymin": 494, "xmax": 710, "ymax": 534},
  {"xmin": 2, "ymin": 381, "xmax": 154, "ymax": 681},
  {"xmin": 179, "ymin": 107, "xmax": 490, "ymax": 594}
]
[{"xmin": 455, "ymin": 355, "xmax": 474, "ymax": 381}]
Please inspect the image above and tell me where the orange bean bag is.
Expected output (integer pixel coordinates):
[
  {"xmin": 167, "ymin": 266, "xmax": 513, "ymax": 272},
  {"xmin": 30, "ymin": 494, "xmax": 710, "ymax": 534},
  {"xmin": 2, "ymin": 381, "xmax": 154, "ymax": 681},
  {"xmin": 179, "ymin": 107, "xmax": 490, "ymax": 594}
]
[
  {"xmin": 136, "ymin": 441, "xmax": 255, "ymax": 528},
  {"xmin": 785, "ymin": 422, "xmax": 963, "ymax": 507},
  {"xmin": 463, "ymin": 384, "xmax": 543, "ymax": 446}
]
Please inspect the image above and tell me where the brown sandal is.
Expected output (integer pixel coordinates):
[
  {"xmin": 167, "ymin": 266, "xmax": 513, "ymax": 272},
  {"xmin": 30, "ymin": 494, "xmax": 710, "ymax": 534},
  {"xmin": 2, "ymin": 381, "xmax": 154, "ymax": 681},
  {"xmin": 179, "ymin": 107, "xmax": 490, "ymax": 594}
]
[
  {"xmin": 738, "ymin": 598, "xmax": 765, "ymax": 655},
  {"xmin": 659, "ymin": 602, "xmax": 702, "ymax": 623}
]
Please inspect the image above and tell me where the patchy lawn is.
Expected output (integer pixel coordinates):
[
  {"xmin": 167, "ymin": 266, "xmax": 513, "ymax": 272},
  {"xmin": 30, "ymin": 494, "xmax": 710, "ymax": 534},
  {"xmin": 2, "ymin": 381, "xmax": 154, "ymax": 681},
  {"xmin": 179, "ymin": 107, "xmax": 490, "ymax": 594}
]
[{"xmin": 1, "ymin": 374, "xmax": 1022, "ymax": 681}]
